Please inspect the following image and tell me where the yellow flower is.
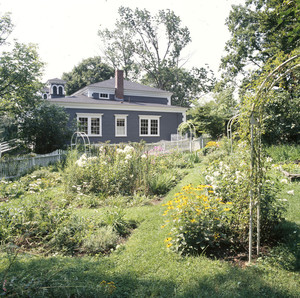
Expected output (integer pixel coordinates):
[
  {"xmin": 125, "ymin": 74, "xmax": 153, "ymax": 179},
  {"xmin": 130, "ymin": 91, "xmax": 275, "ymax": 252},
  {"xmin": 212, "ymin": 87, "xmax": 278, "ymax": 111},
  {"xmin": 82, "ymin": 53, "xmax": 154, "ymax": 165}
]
[
  {"xmin": 164, "ymin": 237, "xmax": 172, "ymax": 242},
  {"xmin": 226, "ymin": 202, "xmax": 233, "ymax": 205},
  {"xmin": 167, "ymin": 243, "xmax": 172, "ymax": 248},
  {"xmin": 224, "ymin": 208, "xmax": 230, "ymax": 211},
  {"xmin": 190, "ymin": 219, "xmax": 196, "ymax": 223},
  {"xmin": 161, "ymin": 225, "xmax": 166, "ymax": 229}
]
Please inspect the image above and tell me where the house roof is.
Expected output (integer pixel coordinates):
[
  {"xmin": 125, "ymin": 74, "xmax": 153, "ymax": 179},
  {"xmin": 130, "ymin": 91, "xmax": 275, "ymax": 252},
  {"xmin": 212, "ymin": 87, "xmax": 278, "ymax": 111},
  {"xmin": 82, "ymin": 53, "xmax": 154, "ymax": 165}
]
[
  {"xmin": 47, "ymin": 78, "xmax": 67, "ymax": 84},
  {"xmin": 72, "ymin": 78, "xmax": 172, "ymax": 96},
  {"xmin": 48, "ymin": 94, "xmax": 186, "ymax": 113}
]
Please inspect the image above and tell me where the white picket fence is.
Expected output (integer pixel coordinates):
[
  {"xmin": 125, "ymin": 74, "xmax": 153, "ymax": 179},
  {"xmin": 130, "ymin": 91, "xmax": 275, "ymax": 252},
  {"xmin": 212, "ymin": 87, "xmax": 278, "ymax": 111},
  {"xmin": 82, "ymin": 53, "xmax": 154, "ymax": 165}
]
[
  {"xmin": 0, "ymin": 137, "xmax": 210, "ymax": 179},
  {"xmin": 0, "ymin": 139, "xmax": 17, "ymax": 158},
  {"xmin": 144, "ymin": 136, "xmax": 210, "ymax": 153},
  {"xmin": 0, "ymin": 149, "xmax": 65, "ymax": 179}
]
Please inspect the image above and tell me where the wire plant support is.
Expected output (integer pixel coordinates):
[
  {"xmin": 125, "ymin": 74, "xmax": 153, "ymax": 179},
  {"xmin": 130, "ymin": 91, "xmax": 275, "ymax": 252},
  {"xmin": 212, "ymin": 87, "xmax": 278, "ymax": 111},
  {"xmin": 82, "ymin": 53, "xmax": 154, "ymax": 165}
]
[
  {"xmin": 71, "ymin": 131, "xmax": 91, "ymax": 156},
  {"xmin": 247, "ymin": 53, "xmax": 300, "ymax": 264}
]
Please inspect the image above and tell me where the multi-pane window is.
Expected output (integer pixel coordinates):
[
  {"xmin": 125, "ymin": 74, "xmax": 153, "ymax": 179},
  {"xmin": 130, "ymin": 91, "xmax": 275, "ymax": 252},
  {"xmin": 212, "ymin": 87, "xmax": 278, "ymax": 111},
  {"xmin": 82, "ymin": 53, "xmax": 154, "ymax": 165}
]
[
  {"xmin": 151, "ymin": 119, "xmax": 158, "ymax": 135},
  {"xmin": 91, "ymin": 118, "xmax": 100, "ymax": 135},
  {"xmin": 139, "ymin": 116, "xmax": 160, "ymax": 136},
  {"xmin": 100, "ymin": 93, "xmax": 109, "ymax": 99},
  {"xmin": 77, "ymin": 114, "xmax": 103, "ymax": 136},
  {"xmin": 78, "ymin": 117, "xmax": 88, "ymax": 134},
  {"xmin": 115, "ymin": 114, "xmax": 128, "ymax": 137},
  {"xmin": 140, "ymin": 119, "xmax": 148, "ymax": 135}
]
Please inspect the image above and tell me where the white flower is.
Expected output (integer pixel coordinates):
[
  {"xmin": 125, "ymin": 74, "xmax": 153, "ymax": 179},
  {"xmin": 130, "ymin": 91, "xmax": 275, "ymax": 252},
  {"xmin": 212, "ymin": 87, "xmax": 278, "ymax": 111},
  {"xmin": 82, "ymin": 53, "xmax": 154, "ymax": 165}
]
[
  {"xmin": 287, "ymin": 190, "xmax": 294, "ymax": 195},
  {"xmin": 213, "ymin": 171, "xmax": 220, "ymax": 177},
  {"xmin": 240, "ymin": 161, "xmax": 246, "ymax": 166},
  {"xmin": 125, "ymin": 154, "xmax": 132, "ymax": 160},
  {"xmin": 75, "ymin": 154, "xmax": 88, "ymax": 167},
  {"xmin": 124, "ymin": 145, "xmax": 134, "ymax": 153},
  {"xmin": 280, "ymin": 179, "xmax": 288, "ymax": 184},
  {"xmin": 266, "ymin": 157, "xmax": 273, "ymax": 163},
  {"xmin": 116, "ymin": 148, "xmax": 124, "ymax": 154},
  {"xmin": 141, "ymin": 154, "xmax": 147, "ymax": 159}
]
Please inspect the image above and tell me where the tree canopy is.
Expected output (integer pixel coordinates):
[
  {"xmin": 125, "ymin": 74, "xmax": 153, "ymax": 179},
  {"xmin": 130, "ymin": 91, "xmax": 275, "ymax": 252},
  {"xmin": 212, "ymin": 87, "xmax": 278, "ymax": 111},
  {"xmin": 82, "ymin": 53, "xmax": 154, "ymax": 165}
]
[
  {"xmin": 98, "ymin": 7, "xmax": 216, "ymax": 107},
  {"xmin": 62, "ymin": 57, "xmax": 114, "ymax": 95},
  {"xmin": 19, "ymin": 102, "xmax": 73, "ymax": 154},
  {"xmin": 0, "ymin": 13, "xmax": 44, "ymax": 116},
  {"xmin": 0, "ymin": 12, "xmax": 73, "ymax": 153},
  {"xmin": 219, "ymin": 0, "xmax": 300, "ymax": 144},
  {"xmin": 221, "ymin": 0, "xmax": 300, "ymax": 76},
  {"xmin": 99, "ymin": 7, "xmax": 191, "ymax": 86}
]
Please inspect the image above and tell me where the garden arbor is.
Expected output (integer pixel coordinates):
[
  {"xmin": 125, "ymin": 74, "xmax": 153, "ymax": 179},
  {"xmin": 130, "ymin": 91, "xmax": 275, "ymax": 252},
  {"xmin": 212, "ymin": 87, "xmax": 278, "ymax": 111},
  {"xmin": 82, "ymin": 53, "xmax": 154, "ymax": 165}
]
[
  {"xmin": 71, "ymin": 132, "xmax": 91, "ymax": 156},
  {"xmin": 178, "ymin": 121, "xmax": 196, "ymax": 152},
  {"xmin": 239, "ymin": 52, "xmax": 300, "ymax": 263}
]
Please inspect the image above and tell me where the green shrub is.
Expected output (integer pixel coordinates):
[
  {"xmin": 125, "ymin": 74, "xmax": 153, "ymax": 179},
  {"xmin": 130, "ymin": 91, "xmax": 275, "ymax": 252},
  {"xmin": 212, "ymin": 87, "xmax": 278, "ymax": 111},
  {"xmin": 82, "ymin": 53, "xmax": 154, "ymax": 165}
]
[
  {"xmin": 81, "ymin": 226, "xmax": 119, "ymax": 254},
  {"xmin": 0, "ymin": 168, "xmax": 62, "ymax": 201},
  {"xmin": 162, "ymin": 184, "xmax": 232, "ymax": 255},
  {"xmin": 148, "ymin": 171, "xmax": 179, "ymax": 195},
  {"xmin": 62, "ymin": 144, "xmax": 186, "ymax": 197},
  {"xmin": 204, "ymin": 142, "xmax": 286, "ymax": 246},
  {"xmin": 265, "ymin": 144, "xmax": 300, "ymax": 163}
]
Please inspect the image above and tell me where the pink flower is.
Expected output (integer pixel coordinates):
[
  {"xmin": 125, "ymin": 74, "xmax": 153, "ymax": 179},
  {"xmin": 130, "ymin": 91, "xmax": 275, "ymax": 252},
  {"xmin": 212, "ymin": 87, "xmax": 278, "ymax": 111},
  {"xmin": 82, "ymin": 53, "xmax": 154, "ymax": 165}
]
[{"xmin": 2, "ymin": 280, "xmax": 7, "ymax": 292}]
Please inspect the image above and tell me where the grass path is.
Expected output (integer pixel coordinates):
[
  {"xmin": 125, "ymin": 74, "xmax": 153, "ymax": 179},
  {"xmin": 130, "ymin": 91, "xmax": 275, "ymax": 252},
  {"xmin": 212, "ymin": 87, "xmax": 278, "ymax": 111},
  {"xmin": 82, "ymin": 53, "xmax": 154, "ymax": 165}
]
[{"xmin": 1, "ymin": 166, "xmax": 300, "ymax": 297}]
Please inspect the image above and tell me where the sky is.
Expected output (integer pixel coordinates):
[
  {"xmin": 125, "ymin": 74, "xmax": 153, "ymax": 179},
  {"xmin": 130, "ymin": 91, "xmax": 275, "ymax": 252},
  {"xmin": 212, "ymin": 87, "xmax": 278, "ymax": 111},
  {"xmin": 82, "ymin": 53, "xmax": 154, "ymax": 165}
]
[{"xmin": 0, "ymin": 0, "xmax": 245, "ymax": 81}]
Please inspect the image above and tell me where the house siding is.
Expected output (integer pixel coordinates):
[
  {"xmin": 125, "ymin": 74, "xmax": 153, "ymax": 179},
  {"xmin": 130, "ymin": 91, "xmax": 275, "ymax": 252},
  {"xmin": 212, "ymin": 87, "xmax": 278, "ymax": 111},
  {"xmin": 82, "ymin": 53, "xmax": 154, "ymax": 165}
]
[
  {"xmin": 66, "ymin": 108, "xmax": 183, "ymax": 143},
  {"xmin": 123, "ymin": 95, "xmax": 168, "ymax": 105},
  {"xmin": 90, "ymin": 94, "xmax": 168, "ymax": 105}
]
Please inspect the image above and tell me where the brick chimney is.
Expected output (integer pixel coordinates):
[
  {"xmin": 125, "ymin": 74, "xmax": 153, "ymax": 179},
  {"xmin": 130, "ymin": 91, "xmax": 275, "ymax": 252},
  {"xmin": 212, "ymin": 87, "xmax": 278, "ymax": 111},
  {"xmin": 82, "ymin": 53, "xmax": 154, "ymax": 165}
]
[{"xmin": 115, "ymin": 69, "xmax": 124, "ymax": 100}]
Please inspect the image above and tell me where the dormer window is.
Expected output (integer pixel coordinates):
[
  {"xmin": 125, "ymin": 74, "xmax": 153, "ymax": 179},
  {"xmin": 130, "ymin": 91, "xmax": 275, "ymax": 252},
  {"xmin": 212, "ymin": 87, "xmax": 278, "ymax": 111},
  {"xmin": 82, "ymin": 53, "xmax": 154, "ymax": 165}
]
[
  {"xmin": 100, "ymin": 93, "xmax": 109, "ymax": 99},
  {"xmin": 47, "ymin": 79, "xmax": 66, "ymax": 98},
  {"xmin": 58, "ymin": 86, "xmax": 64, "ymax": 96},
  {"xmin": 53, "ymin": 86, "xmax": 58, "ymax": 95}
]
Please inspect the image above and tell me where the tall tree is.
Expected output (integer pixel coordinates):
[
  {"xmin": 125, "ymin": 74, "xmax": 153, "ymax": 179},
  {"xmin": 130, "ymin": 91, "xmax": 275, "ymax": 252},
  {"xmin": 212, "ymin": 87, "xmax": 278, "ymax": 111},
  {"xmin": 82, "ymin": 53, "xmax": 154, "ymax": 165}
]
[
  {"xmin": 188, "ymin": 86, "xmax": 237, "ymax": 138},
  {"xmin": 142, "ymin": 66, "xmax": 216, "ymax": 107},
  {"xmin": 0, "ymin": 12, "xmax": 14, "ymax": 46},
  {"xmin": 0, "ymin": 42, "xmax": 44, "ymax": 115},
  {"xmin": 62, "ymin": 56, "xmax": 114, "ymax": 95},
  {"xmin": 221, "ymin": 0, "xmax": 300, "ymax": 76},
  {"xmin": 99, "ymin": 7, "xmax": 216, "ymax": 107},
  {"xmin": 99, "ymin": 8, "xmax": 190, "ymax": 89},
  {"xmin": 98, "ymin": 22, "xmax": 138, "ymax": 80},
  {"xmin": 221, "ymin": 0, "xmax": 300, "ymax": 144},
  {"xmin": 0, "ymin": 12, "xmax": 45, "ymax": 146},
  {"xmin": 19, "ymin": 102, "xmax": 73, "ymax": 154}
]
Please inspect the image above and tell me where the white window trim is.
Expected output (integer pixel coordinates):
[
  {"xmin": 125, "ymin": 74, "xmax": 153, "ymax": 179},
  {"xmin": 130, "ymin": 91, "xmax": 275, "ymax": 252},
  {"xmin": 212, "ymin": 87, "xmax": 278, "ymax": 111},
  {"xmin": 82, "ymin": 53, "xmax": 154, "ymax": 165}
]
[
  {"xmin": 99, "ymin": 93, "xmax": 109, "ymax": 99},
  {"xmin": 114, "ymin": 114, "xmax": 128, "ymax": 137},
  {"xmin": 139, "ymin": 115, "xmax": 161, "ymax": 137},
  {"xmin": 77, "ymin": 113, "xmax": 103, "ymax": 137}
]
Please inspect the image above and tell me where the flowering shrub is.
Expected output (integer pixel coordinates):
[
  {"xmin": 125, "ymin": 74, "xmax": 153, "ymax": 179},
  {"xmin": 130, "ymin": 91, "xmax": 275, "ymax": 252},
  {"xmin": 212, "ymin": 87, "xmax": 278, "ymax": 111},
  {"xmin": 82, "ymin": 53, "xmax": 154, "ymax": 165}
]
[
  {"xmin": 204, "ymin": 142, "xmax": 286, "ymax": 246},
  {"xmin": 205, "ymin": 141, "xmax": 219, "ymax": 148},
  {"xmin": 0, "ymin": 169, "xmax": 61, "ymax": 201},
  {"xmin": 162, "ymin": 184, "xmax": 232, "ymax": 255},
  {"xmin": 64, "ymin": 143, "xmax": 185, "ymax": 197},
  {"xmin": 202, "ymin": 141, "xmax": 219, "ymax": 156}
]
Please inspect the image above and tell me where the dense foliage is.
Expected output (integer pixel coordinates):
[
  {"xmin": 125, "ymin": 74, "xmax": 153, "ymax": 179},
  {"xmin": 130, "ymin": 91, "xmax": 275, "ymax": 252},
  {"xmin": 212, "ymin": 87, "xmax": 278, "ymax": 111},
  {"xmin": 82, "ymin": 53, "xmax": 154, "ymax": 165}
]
[
  {"xmin": 62, "ymin": 56, "xmax": 114, "ymax": 95},
  {"xmin": 221, "ymin": 0, "xmax": 300, "ymax": 76},
  {"xmin": 162, "ymin": 139, "xmax": 287, "ymax": 255},
  {"xmin": 0, "ymin": 145, "xmax": 198, "ymax": 257},
  {"xmin": 98, "ymin": 7, "xmax": 215, "ymax": 107},
  {"xmin": 220, "ymin": 0, "xmax": 300, "ymax": 145},
  {"xmin": 18, "ymin": 102, "xmax": 73, "ymax": 154},
  {"xmin": 63, "ymin": 144, "xmax": 191, "ymax": 197},
  {"xmin": 188, "ymin": 86, "xmax": 237, "ymax": 138}
]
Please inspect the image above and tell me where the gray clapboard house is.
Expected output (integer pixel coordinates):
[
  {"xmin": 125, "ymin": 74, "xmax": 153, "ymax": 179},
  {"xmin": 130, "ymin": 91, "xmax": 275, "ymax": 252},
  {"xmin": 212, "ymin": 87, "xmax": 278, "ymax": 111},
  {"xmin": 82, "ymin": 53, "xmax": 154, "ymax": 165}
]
[{"xmin": 45, "ymin": 70, "xmax": 186, "ymax": 144}]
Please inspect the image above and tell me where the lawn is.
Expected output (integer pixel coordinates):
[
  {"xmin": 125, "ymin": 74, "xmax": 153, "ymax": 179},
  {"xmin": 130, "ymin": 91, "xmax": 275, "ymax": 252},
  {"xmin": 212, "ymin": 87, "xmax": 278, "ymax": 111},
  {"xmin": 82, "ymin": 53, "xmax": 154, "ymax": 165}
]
[{"xmin": 0, "ymin": 145, "xmax": 299, "ymax": 297}]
